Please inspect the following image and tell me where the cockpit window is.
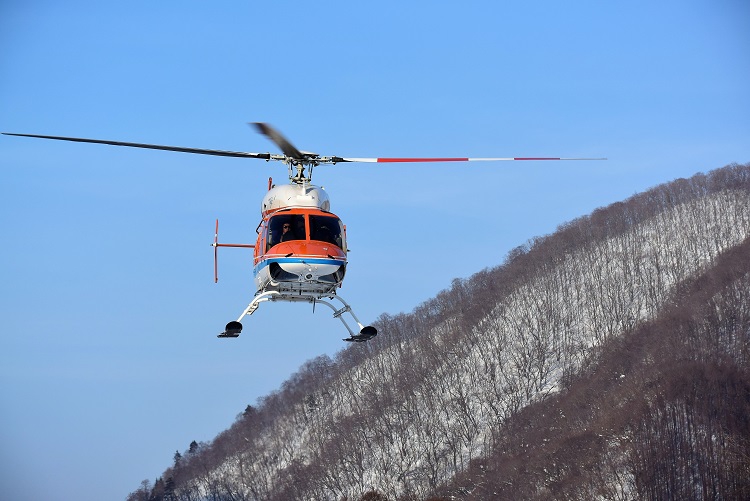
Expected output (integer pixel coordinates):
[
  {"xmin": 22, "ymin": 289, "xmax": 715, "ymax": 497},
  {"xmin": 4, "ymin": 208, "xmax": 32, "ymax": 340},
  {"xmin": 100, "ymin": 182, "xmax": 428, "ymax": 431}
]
[
  {"xmin": 310, "ymin": 215, "xmax": 345, "ymax": 249},
  {"xmin": 267, "ymin": 214, "xmax": 306, "ymax": 249},
  {"xmin": 266, "ymin": 214, "xmax": 345, "ymax": 251}
]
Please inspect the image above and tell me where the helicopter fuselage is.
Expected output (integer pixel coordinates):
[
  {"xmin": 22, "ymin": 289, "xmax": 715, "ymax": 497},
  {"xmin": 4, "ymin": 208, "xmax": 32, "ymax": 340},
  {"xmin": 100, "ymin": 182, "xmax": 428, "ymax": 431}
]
[
  {"xmin": 215, "ymin": 180, "xmax": 374, "ymax": 341},
  {"xmin": 253, "ymin": 183, "xmax": 347, "ymax": 297}
]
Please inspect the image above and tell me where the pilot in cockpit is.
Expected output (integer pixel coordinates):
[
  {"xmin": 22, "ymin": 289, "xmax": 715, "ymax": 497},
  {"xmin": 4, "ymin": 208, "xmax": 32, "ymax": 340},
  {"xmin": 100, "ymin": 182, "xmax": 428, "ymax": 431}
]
[{"xmin": 281, "ymin": 223, "xmax": 294, "ymax": 242}]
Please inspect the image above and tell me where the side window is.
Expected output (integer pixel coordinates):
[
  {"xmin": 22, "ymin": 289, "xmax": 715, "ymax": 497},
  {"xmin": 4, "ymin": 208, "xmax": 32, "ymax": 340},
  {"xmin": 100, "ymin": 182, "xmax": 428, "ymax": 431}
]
[
  {"xmin": 267, "ymin": 215, "xmax": 306, "ymax": 250},
  {"xmin": 309, "ymin": 215, "xmax": 345, "ymax": 249}
]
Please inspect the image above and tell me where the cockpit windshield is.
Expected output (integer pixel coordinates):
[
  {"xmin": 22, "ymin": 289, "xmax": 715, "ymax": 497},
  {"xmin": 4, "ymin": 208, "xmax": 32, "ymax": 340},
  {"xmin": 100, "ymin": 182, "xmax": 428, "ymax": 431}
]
[
  {"xmin": 266, "ymin": 213, "xmax": 345, "ymax": 251},
  {"xmin": 310, "ymin": 215, "xmax": 345, "ymax": 249}
]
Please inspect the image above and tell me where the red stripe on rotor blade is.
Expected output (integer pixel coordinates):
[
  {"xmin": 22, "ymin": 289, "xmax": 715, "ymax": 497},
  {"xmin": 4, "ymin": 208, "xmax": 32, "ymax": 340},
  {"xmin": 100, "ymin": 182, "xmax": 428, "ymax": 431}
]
[{"xmin": 376, "ymin": 157, "xmax": 470, "ymax": 163}]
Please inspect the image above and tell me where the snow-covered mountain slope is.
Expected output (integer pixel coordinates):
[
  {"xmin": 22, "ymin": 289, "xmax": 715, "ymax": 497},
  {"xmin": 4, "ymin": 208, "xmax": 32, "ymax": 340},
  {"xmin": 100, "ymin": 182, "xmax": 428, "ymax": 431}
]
[
  {"xmin": 131, "ymin": 163, "xmax": 750, "ymax": 501},
  {"xmin": 439, "ymin": 227, "xmax": 750, "ymax": 500}
]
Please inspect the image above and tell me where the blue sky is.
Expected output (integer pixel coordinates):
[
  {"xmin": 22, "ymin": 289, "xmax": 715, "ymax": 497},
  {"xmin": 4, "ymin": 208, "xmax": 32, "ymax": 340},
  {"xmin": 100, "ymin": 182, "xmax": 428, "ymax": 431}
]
[{"xmin": 1, "ymin": 1, "xmax": 748, "ymax": 499}]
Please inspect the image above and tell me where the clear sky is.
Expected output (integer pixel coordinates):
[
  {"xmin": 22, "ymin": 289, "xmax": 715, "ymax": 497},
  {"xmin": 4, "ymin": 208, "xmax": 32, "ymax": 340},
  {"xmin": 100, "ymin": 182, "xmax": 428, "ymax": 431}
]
[{"xmin": 0, "ymin": 1, "xmax": 748, "ymax": 499}]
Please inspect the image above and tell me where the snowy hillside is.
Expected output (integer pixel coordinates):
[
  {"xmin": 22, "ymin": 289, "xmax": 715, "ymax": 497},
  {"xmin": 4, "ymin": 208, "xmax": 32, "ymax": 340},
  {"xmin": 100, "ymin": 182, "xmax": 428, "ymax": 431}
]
[{"xmin": 129, "ymin": 163, "xmax": 750, "ymax": 501}]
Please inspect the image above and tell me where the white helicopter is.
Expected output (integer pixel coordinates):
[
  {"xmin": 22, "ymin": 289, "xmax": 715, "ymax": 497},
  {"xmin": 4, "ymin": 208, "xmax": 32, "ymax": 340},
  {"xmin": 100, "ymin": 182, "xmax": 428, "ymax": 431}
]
[{"xmin": 3, "ymin": 124, "xmax": 605, "ymax": 342}]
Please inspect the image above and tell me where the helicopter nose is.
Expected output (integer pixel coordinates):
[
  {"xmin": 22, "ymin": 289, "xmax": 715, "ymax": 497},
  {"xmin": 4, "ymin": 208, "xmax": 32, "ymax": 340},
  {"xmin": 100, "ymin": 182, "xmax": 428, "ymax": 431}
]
[{"xmin": 269, "ymin": 260, "xmax": 345, "ymax": 284}]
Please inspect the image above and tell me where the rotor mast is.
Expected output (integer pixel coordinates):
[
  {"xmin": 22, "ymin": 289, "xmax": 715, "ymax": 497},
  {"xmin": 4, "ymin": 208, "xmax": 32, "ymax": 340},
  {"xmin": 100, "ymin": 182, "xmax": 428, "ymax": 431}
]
[
  {"xmin": 284, "ymin": 156, "xmax": 315, "ymax": 185},
  {"xmin": 254, "ymin": 122, "xmax": 317, "ymax": 185}
]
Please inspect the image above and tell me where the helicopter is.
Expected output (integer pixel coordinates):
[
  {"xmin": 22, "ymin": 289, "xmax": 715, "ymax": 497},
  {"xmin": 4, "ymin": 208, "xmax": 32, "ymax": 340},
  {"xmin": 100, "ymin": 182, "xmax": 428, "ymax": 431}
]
[{"xmin": 3, "ymin": 124, "xmax": 605, "ymax": 342}]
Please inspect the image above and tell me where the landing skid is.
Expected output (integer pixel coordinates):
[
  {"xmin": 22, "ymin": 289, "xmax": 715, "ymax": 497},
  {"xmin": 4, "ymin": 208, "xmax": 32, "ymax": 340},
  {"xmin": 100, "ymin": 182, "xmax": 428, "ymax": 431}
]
[
  {"xmin": 343, "ymin": 325, "xmax": 377, "ymax": 343},
  {"xmin": 217, "ymin": 291, "xmax": 377, "ymax": 342},
  {"xmin": 217, "ymin": 320, "xmax": 242, "ymax": 338}
]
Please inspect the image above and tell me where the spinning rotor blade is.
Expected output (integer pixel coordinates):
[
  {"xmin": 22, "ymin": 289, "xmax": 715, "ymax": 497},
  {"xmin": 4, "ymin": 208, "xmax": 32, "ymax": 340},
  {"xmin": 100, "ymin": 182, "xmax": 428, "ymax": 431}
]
[
  {"xmin": 251, "ymin": 123, "xmax": 305, "ymax": 160},
  {"xmin": 336, "ymin": 156, "xmax": 607, "ymax": 163},
  {"xmin": 1, "ymin": 132, "xmax": 272, "ymax": 160},
  {"xmin": 3, "ymin": 127, "xmax": 607, "ymax": 172}
]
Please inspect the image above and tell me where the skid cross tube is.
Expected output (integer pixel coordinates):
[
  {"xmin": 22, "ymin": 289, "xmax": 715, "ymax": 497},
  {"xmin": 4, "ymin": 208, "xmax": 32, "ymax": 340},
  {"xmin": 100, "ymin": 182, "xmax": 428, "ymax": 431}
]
[{"xmin": 219, "ymin": 291, "xmax": 377, "ymax": 342}]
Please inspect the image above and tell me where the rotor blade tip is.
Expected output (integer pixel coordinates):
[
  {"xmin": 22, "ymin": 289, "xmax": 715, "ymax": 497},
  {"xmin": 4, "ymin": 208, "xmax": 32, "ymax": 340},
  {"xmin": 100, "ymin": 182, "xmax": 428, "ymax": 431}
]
[{"xmin": 250, "ymin": 122, "xmax": 269, "ymax": 134}]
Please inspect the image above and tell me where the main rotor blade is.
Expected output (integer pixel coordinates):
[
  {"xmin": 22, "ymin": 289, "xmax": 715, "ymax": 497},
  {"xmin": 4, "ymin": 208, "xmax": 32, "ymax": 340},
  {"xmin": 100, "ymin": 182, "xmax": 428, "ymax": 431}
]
[
  {"xmin": 251, "ymin": 123, "xmax": 305, "ymax": 160},
  {"xmin": 3, "ymin": 130, "xmax": 607, "ymax": 166},
  {"xmin": 336, "ymin": 156, "xmax": 607, "ymax": 163},
  {"xmin": 1, "ymin": 132, "xmax": 271, "ymax": 160}
]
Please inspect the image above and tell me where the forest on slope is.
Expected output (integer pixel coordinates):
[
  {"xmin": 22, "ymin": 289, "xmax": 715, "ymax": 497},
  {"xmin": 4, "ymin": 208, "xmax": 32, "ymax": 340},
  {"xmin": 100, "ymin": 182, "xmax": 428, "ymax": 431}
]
[
  {"xmin": 436, "ymin": 232, "xmax": 750, "ymax": 499},
  {"xmin": 129, "ymin": 163, "xmax": 750, "ymax": 501}
]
